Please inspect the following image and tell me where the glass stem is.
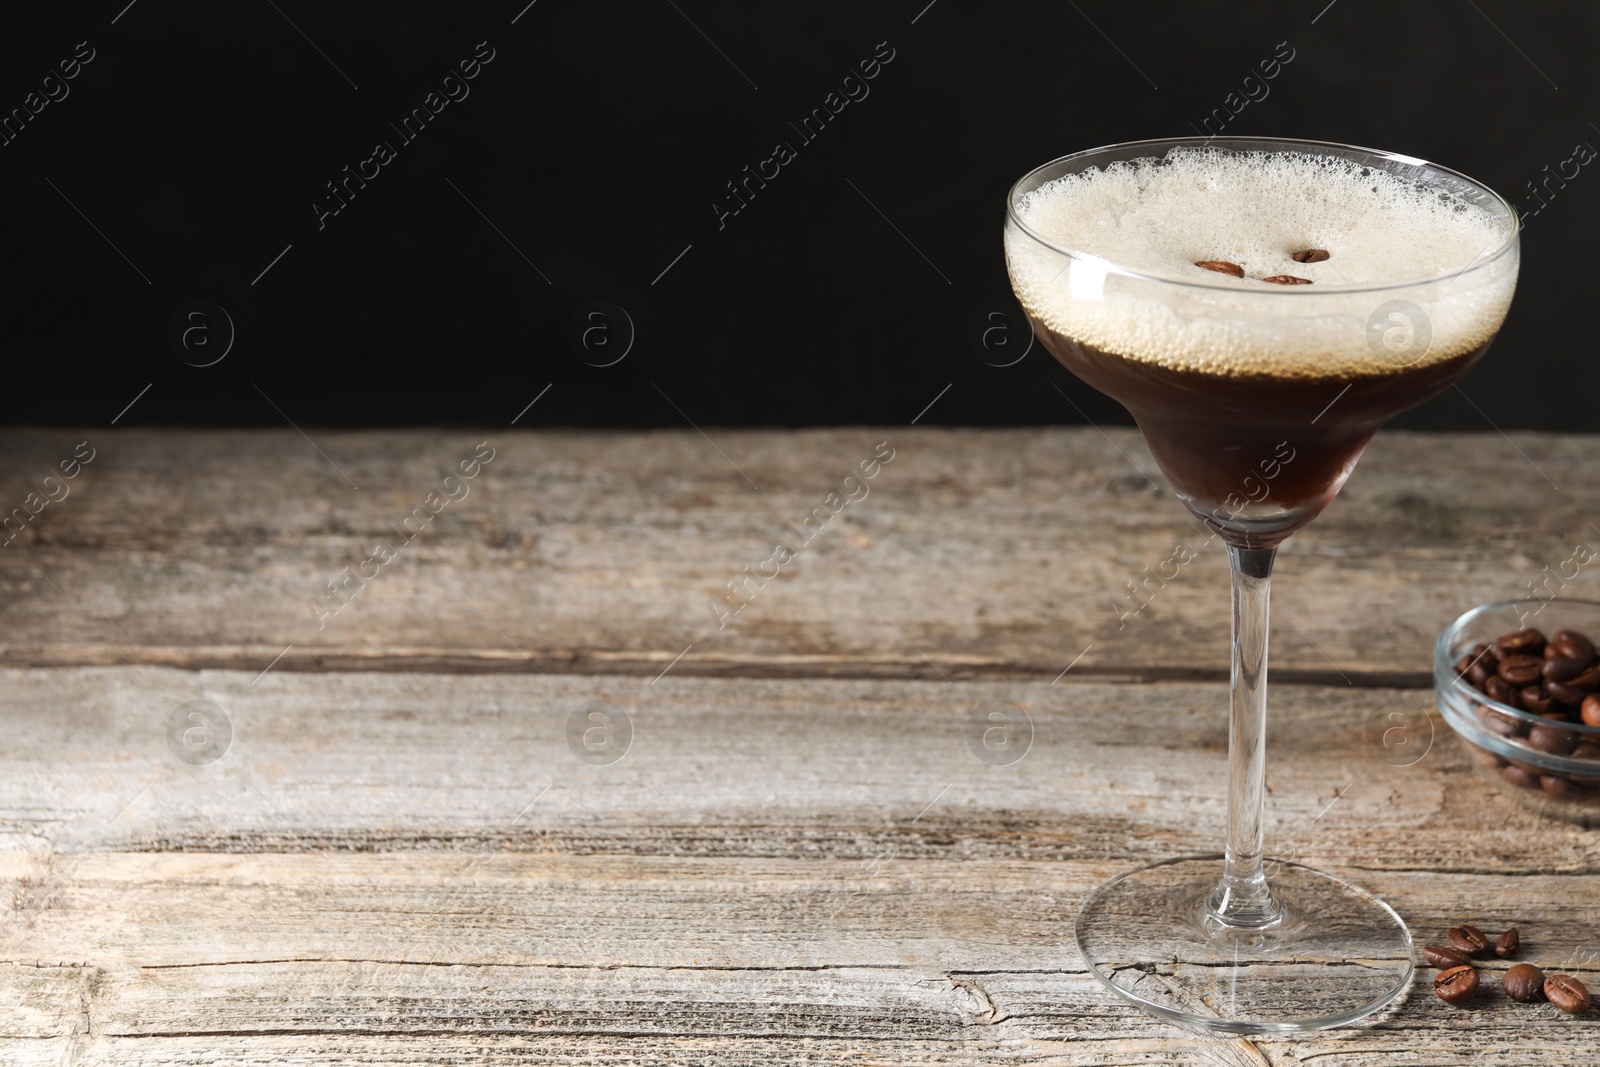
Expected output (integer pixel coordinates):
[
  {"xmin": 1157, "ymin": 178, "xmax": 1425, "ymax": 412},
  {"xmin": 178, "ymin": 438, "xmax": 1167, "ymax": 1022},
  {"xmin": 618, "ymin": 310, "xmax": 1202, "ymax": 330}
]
[{"xmin": 1207, "ymin": 545, "xmax": 1282, "ymax": 929}]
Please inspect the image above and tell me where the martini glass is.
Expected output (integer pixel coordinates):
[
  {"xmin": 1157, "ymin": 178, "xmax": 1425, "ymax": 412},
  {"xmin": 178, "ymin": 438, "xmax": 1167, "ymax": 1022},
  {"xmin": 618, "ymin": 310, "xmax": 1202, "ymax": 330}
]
[{"xmin": 1005, "ymin": 137, "xmax": 1519, "ymax": 1033}]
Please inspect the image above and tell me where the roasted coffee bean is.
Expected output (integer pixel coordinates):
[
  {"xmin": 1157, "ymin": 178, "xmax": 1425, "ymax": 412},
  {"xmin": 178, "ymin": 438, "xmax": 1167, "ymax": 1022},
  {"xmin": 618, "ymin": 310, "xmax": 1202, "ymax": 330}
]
[
  {"xmin": 1568, "ymin": 667, "xmax": 1600, "ymax": 691},
  {"xmin": 1455, "ymin": 653, "xmax": 1476, "ymax": 676},
  {"xmin": 1434, "ymin": 965, "xmax": 1478, "ymax": 1004},
  {"xmin": 1496, "ymin": 628, "xmax": 1547, "ymax": 658},
  {"xmin": 1481, "ymin": 705, "xmax": 1527, "ymax": 737},
  {"xmin": 1504, "ymin": 963, "xmax": 1546, "ymax": 1002},
  {"xmin": 1552, "ymin": 630, "xmax": 1596, "ymax": 662},
  {"xmin": 1494, "ymin": 928, "xmax": 1520, "ymax": 958},
  {"xmin": 1581, "ymin": 694, "xmax": 1600, "ymax": 727},
  {"xmin": 1546, "ymin": 680, "xmax": 1587, "ymax": 707},
  {"xmin": 1501, "ymin": 763, "xmax": 1539, "ymax": 788},
  {"xmin": 1521, "ymin": 686, "xmax": 1554, "ymax": 715},
  {"xmin": 1469, "ymin": 659, "xmax": 1497, "ymax": 687},
  {"xmin": 1261, "ymin": 274, "xmax": 1313, "ymax": 285},
  {"xmin": 1572, "ymin": 741, "xmax": 1600, "ymax": 760},
  {"xmin": 1543, "ymin": 657, "xmax": 1589, "ymax": 683},
  {"xmin": 1447, "ymin": 925, "xmax": 1492, "ymax": 957},
  {"xmin": 1291, "ymin": 248, "xmax": 1331, "ymax": 263},
  {"xmin": 1498, "ymin": 654, "xmax": 1545, "ymax": 687},
  {"xmin": 1484, "ymin": 676, "xmax": 1522, "ymax": 708},
  {"xmin": 1528, "ymin": 722, "xmax": 1579, "ymax": 756},
  {"xmin": 1541, "ymin": 774, "xmax": 1573, "ymax": 798},
  {"xmin": 1545, "ymin": 643, "xmax": 1565, "ymax": 660},
  {"xmin": 1195, "ymin": 260, "xmax": 1244, "ymax": 277},
  {"xmin": 1422, "ymin": 943, "xmax": 1474, "ymax": 968},
  {"xmin": 1545, "ymin": 974, "xmax": 1591, "ymax": 1014}
]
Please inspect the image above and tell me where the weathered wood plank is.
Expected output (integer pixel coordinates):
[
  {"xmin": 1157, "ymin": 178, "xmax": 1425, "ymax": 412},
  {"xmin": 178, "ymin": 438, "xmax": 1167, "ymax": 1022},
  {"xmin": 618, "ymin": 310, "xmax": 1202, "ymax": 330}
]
[
  {"xmin": 3, "ymin": 855, "xmax": 1597, "ymax": 1064},
  {"xmin": 2, "ymin": 429, "xmax": 1596, "ymax": 681},
  {"xmin": 2, "ymin": 667, "xmax": 1596, "ymax": 1062},
  {"xmin": 2, "ymin": 668, "xmax": 1596, "ymax": 873}
]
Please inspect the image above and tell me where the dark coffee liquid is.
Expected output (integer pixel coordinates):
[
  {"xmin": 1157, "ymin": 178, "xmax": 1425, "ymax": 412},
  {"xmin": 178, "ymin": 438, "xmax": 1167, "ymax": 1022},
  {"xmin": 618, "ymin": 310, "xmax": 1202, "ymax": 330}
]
[{"xmin": 1030, "ymin": 317, "xmax": 1493, "ymax": 545}]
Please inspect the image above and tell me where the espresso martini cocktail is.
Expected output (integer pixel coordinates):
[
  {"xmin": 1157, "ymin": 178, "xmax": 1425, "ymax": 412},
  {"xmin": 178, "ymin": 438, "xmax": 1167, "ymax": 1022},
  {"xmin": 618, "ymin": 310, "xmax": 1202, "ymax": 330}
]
[
  {"xmin": 1006, "ymin": 138, "xmax": 1519, "ymax": 1033},
  {"xmin": 1009, "ymin": 141, "xmax": 1517, "ymax": 547}
]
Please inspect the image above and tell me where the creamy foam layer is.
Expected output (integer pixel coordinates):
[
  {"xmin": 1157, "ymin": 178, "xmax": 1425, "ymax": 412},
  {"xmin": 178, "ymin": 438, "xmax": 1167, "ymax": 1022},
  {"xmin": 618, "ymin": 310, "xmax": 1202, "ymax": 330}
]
[{"xmin": 1007, "ymin": 147, "xmax": 1518, "ymax": 378}]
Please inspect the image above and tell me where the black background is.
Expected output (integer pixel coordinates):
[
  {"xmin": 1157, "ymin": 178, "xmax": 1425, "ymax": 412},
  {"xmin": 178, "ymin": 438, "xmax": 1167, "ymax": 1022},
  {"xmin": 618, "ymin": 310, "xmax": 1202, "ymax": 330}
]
[{"xmin": 3, "ymin": 1, "xmax": 1594, "ymax": 431}]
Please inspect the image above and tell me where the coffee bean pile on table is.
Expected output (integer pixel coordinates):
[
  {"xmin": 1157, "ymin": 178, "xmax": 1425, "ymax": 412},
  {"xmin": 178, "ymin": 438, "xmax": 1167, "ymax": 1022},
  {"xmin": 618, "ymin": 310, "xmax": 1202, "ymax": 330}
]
[
  {"xmin": 1424, "ymin": 925, "xmax": 1591, "ymax": 1012},
  {"xmin": 1456, "ymin": 628, "xmax": 1600, "ymax": 800}
]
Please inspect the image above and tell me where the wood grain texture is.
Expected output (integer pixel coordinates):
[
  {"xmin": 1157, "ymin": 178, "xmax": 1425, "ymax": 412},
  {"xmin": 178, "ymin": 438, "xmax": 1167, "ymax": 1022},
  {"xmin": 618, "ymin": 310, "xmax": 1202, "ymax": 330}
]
[
  {"xmin": 3, "ymin": 668, "xmax": 1597, "ymax": 1063},
  {"xmin": 3, "ymin": 427, "xmax": 1598, "ymax": 1063},
  {"xmin": 1, "ymin": 428, "xmax": 1596, "ymax": 682}
]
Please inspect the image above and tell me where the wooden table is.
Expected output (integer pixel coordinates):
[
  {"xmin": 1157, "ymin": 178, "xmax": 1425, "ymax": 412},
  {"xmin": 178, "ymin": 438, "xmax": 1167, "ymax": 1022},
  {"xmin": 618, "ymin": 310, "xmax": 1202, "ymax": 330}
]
[{"xmin": 2, "ymin": 427, "xmax": 1596, "ymax": 1064}]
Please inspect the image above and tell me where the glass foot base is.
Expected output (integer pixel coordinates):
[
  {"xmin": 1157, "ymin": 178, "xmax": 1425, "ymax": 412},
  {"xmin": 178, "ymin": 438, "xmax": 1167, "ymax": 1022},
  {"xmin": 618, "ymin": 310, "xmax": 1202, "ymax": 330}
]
[{"xmin": 1075, "ymin": 855, "xmax": 1414, "ymax": 1034}]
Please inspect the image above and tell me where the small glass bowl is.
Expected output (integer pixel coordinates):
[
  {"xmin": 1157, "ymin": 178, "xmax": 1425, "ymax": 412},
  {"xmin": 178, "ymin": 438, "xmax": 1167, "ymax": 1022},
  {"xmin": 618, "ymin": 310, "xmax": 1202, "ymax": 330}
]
[{"xmin": 1435, "ymin": 599, "xmax": 1600, "ymax": 826}]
